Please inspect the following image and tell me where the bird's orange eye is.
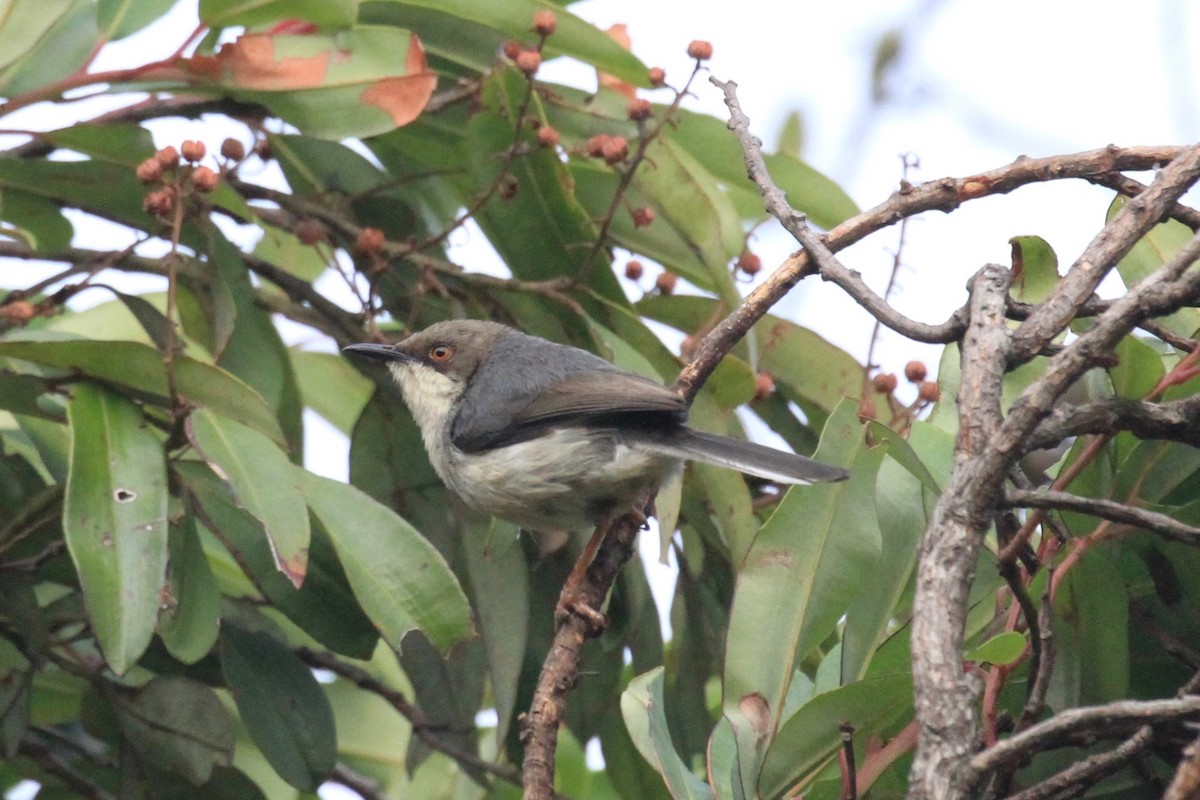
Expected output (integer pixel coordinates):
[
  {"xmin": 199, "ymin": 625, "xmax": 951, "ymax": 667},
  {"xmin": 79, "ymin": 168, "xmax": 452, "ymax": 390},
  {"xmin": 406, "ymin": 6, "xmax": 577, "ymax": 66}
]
[{"xmin": 429, "ymin": 344, "xmax": 454, "ymax": 362}]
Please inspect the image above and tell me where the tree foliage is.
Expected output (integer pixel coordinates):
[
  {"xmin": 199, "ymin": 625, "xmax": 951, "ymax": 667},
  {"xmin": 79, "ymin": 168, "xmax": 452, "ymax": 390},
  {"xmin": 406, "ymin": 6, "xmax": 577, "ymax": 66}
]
[{"xmin": 0, "ymin": 3, "xmax": 1199, "ymax": 800}]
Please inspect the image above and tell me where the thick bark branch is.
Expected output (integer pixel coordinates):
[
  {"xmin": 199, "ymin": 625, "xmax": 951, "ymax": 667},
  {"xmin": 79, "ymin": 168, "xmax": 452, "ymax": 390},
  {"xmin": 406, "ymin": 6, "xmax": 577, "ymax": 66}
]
[
  {"xmin": 1025, "ymin": 394, "xmax": 1200, "ymax": 450},
  {"xmin": 909, "ymin": 264, "xmax": 1011, "ymax": 799}
]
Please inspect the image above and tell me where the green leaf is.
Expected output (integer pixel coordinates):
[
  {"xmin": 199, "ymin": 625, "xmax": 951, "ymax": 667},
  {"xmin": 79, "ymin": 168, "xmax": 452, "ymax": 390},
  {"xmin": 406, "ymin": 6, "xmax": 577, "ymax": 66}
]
[
  {"xmin": 621, "ymin": 667, "xmax": 714, "ymax": 800},
  {"xmin": 158, "ymin": 514, "xmax": 221, "ymax": 665},
  {"xmin": 777, "ymin": 110, "xmax": 805, "ymax": 158},
  {"xmin": 185, "ymin": 409, "xmax": 310, "ymax": 587},
  {"xmin": 0, "ymin": 188, "xmax": 73, "ymax": 252},
  {"xmin": 840, "ymin": 427, "xmax": 938, "ymax": 681},
  {"xmin": 461, "ymin": 518, "xmax": 528, "ymax": 747},
  {"xmin": 0, "ymin": 0, "xmax": 97, "ymax": 96},
  {"xmin": 0, "ymin": 339, "xmax": 285, "ymax": 445},
  {"xmin": 349, "ymin": 385, "xmax": 439, "ymax": 501},
  {"xmin": 466, "ymin": 69, "xmax": 624, "ymax": 303},
  {"xmin": 759, "ymin": 673, "xmax": 912, "ymax": 799},
  {"xmin": 631, "ymin": 137, "xmax": 744, "ymax": 309},
  {"xmin": 966, "ymin": 631, "xmax": 1027, "ymax": 666},
  {"xmin": 220, "ymin": 625, "xmax": 336, "ymax": 791},
  {"xmin": 96, "ymin": 0, "xmax": 176, "ymax": 40},
  {"xmin": 670, "ymin": 108, "xmax": 859, "ymax": 231},
  {"xmin": 1009, "ymin": 235, "xmax": 1059, "ymax": 304},
  {"xmin": 175, "ymin": 462, "xmax": 378, "ymax": 658},
  {"xmin": 41, "ymin": 122, "xmax": 155, "ymax": 167},
  {"xmin": 111, "ymin": 291, "xmax": 173, "ymax": 351},
  {"xmin": 300, "ymin": 470, "xmax": 473, "ymax": 653},
  {"xmin": 290, "ymin": 351, "xmax": 373, "ymax": 434},
  {"xmin": 64, "ymin": 383, "xmax": 168, "ymax": 675},
  {"xmin": 199, "ymin": 0, "xmax": 358, "ymax": 27},
  {"xmin": 1108, "ymin": 195, "xmax": 1200, "ymax": 338},
  {"xmin": 180, "ymin": 26, "xmax": 437, "ymax": 139},
  {"xmin": 1047, "ymin": 548, "xmax": 1129, "ymax": 708},
  {"xmin": 253, "ymin": 224, "xmax": 328, "ymax": 283},
  {"xmin": 640, "ymin": 296, "xmax": 862, "ymax": 416},
  {"xmin": 114, "ymin": 675, "xmax": 235, "ymax": 785},
  {"xmin": 207, "ymin": 229, "xmax": 304, "ymax": 453},
  {"xmin": 1108, "ymin": 335, "xmax": 1164, "ymax": 398},
  {"xmin": 389, "ymin": 0, "xmax": 647, "ymax": 85},
  {"xmin": 724, "ymin": 400, "xmax": 882, "ymax": 737}
]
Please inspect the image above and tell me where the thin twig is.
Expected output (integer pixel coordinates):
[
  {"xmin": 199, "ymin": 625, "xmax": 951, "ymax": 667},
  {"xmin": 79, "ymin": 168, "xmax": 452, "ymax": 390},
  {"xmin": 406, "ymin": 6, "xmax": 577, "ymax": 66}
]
[
  {"xmin": 1003, "ymin": 489, "xmax": 1200, "ymax": 544},
  {"xmin": 1004, "ymin": 726, "xmax": 1154, "ymax": 800}
]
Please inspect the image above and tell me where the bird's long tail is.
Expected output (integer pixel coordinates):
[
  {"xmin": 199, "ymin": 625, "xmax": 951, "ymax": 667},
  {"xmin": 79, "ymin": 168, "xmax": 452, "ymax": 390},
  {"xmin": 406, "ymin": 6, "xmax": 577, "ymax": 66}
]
[{"xmin": 631, "ymin": 428, "xmax": 849, "ymax": 485}]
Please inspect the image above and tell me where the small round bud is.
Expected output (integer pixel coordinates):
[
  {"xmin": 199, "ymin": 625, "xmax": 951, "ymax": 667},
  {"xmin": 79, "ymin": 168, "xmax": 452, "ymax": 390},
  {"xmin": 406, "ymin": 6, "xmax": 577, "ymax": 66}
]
[
  {"xmin": 515, "ymin": 50, "xmax": 541, "ymax": 76},
  {"xmin": 143, "ymin": 187, "xmax": 177, "ymax": 216},
  {"xmin": 295, "ymin": 218, "xmax": 326, "ymax": 245},
  {"xmin": 917, "ymin": 381, "xmax": 941, "ymax": 403},
  {"xmin": 601, "ymin": 135, "xmax": 628, "ymax": 164},
  {"xmin": 754, "ymin": 372, "xmax": 775, "ymax": 400},
  {"xmin": 648, "ymin": 67, "xmax": 666, "ymax": 87},
  {"xmin": 655, "ymin": 271, "xmax": 677, "ymax": 295},
  {"xmin": 630, "ymin": 206, "xmax": 655, "ymax": 227},
  {"xmin": 624, "ymin": 259, "xmax": 644, "ymax": 280},
  {"xmin": 532, "ymin": 9, "xmax": 557, "ymax": 36},
  {"xmin": 253, "ymin": 138, "xmax": 272, "ymax": 161},
  {"xmin": 904, "ymin": 360, "xmax": 928, "ymax": 382},
  {"xmin": 499, "ymin": 174, "xmax": 519, "ymax": 200},
  {"xmin": 181, "ymin": 140, "xmax": 206, "ymax": 163},
  {"xmin": 191, "ymin": 165, "xmax": 218, "ymax": 192},
  {"xmin": 736, "ymin": 252, "xmax": 762, "ymax": 276},
  {"xmin": 858, "ymin": 397, "xmax": 877, "ymax": 420},
  {"xmin": 585, "ymin": 134, "xmax": 610, "ymax": 158},
  {"xmin": 355, "ymin": 227, "xmax": 386, "ymax": 254},
  {"xmin": 136, "ymin": 157, "xmax": 163, "ymax": 184},
  {"xmin": 0, "ymin": 300, "xmax": 36, "ymax": 325},
  {"xmin": 220, "ymin": 138, "xmax": 246, "ymax": 161},
  {"xmin": 155, "ymin": 145, "xmax": 180, "ymax": 169},
  {"xmin": 627, "ymin": 97, "xmax": 652, "ymax": 121},
  {"xmin": 680, "ymin": 334, "xmax": 698, "ymax": 360},
  {"xmin": 502, "ymin": 40, "xmax": 522, "ymax": 60},
  {"xmin": 536, "ymin": 125, "xmax": 560, "ymax": 148},
  {"xmin": 871, "ymin": 372, "xmax": 898, "ymax": 394},
  {"xmin": 687, "ymin": 40, "xmax": 713, "ymax": 60}
]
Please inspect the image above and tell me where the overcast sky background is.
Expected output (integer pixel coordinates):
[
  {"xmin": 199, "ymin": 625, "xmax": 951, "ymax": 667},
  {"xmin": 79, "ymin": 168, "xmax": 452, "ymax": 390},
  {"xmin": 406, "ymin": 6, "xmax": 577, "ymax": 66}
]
[{"xmin": 3, "ymin": 1, "xmax": 1198, "ymax": 791}]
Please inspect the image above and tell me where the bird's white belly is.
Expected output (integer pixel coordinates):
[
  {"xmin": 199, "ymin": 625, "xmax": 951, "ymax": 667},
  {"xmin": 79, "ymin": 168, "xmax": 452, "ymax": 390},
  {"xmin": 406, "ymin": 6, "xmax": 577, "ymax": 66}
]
[{"xmin": 441, "ymin": 427, "xmax": 677, "ymax": 532}]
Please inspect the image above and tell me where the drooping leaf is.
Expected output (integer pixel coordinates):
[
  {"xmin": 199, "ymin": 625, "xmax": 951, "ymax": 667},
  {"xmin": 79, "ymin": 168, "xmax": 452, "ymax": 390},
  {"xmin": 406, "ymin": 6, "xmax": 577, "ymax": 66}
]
[
  {"xmin": 461, "ymin": 518, "xmax": 528, "ymax": 747},
  {"xmin": 113, "ymin": 675, "xmax": 235, "ymax": 785},
  {"xmin": 220, "ymin": 625, "xmax": 336, "ymax": 792},
  {"xmin": 158, "ymin": 513, "xmax": 221, "ymax": 665},
  {"xmin": 175, "ymin": 462, "xmax": 378, "ymax": 658},
  {"xmin": 0, "ymin": 339, "xmax": 285, "ymax": 444},
  {"xmin": 64, "ymin": 383, "xmax": 168, "ymax": 675},
  {"xmin": 759, "ymin": 673, "xmax": 912, "ymax": 799},
  {"xmin": 621, "ymin": 667, "xmax": 715, "ymax": 800},
  {"xmin": 0, "ymin": 188, "xmax": 73, "ymax": 252},
  {"xmin": 723, "ymin": 400, "xmax": 881, "ymax": 742},
  {"xmin": 185, "ymin": 409, "xmax": 310, "ymax": 587},
  {"xmin": 299, "ymin": 470, "xmax": 473, "ymax": 653},
  {"xmin": 1009, "ymin": 235, "xmax": 1060, "ymax": 304}
]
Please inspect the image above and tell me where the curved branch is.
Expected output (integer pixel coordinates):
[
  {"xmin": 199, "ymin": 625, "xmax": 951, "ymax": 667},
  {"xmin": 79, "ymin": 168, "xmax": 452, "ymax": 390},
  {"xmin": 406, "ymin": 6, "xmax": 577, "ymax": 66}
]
[
  {"xmin": 1003, "ymin": 488, "xmax": 1200, "ymax": 544},
  {"xmin": 969, "ymin": 696, "xmax": 1200, "ymax": 779},
  {"xmin": 1025, "ymin": 394, "xmax": 1200, "ymax": 450}
]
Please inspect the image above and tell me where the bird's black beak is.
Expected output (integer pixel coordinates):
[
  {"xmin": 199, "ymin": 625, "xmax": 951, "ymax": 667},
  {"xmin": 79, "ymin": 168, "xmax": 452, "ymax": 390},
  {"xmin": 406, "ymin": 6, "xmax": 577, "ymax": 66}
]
[{"xmin": 343, "ymin": 343, "xmax": 416, "ymax": 363}]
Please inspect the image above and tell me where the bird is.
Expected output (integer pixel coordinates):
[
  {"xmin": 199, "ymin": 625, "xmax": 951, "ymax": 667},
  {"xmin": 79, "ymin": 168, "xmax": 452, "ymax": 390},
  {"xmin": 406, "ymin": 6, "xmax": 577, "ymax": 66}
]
[{"xmin": 344, "ymin": 319, "xmax": 849, "ymax": 536}]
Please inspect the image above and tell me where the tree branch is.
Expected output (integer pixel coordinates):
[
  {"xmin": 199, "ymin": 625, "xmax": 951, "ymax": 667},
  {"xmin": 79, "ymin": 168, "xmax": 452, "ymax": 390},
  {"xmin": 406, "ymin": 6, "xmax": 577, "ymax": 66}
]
[
  {"xmin": 1024, "ymin": 393, "xmax": 1200, "ymax": 450},
  {"xmin": 1003, "ymin": 488, "xmax": 1200, "ymax": 544},
  {"xmin": 969, "ymin": 696, "xmax": 1200, "ymax": 778},
  {"xmin": 1005, "ymin": 726, "xmax": 1154, "ymax": 800},
  {"xmin": 908, "ymin": 263, "xmax": 1011, "ymax": 799}
]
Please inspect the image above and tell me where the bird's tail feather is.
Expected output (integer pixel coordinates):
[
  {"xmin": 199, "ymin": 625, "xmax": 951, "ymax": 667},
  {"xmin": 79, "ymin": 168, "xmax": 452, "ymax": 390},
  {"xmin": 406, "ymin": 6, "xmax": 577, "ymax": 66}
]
[{"xmin": 631, "ymin": 428, "xmax": 849, "ymax": 485}]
